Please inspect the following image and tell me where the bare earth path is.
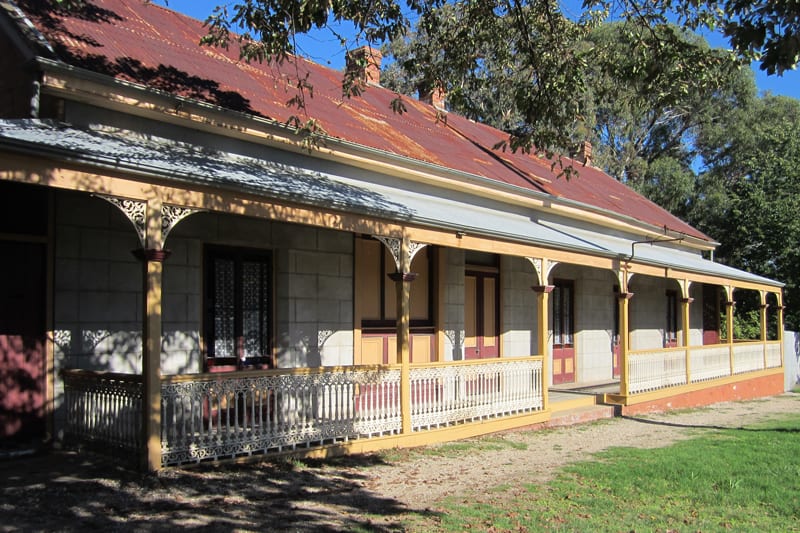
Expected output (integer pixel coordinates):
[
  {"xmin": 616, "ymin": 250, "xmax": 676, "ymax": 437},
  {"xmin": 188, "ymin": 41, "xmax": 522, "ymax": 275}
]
[{"xmin": 2, "ymin": 393, "xmax": 798, "ymax": 532}]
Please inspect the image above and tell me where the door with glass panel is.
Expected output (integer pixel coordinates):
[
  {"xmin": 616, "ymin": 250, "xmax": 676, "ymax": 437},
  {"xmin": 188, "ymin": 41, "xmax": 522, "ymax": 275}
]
[{"xmin": 552, "ymin": 280, "xmax": 575, "ymax": 384}]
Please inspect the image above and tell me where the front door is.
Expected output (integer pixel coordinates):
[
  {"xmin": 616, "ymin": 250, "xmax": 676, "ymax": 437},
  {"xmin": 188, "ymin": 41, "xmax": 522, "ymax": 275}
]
[
  {"xmin": 464, "ymin": 270, "xmax": 499, "ymax": 359},
  {"xmin": 552, "ymin": 280, "xmax": 575, "ymax": 384},
  {"xmin": 0, "ymin": 241, "xmax": 47, "ymax": 444}
]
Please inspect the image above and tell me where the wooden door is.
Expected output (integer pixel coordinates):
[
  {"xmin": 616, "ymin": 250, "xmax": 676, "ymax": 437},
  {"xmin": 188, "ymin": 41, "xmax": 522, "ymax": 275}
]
[
  {"xmin": 552, "ymin": 280, "xmax": 575, "ymax": 384},
  {"xmin": 702, "ymin": 285, "xmax": 721, "ymax": 345},
  {"xmin": 464, "ymin": 271, "xmax": 499, "ymax": 359},
  {"xmin": 0, "ymin": 241, "xmax": 47, "ymax": 443}
]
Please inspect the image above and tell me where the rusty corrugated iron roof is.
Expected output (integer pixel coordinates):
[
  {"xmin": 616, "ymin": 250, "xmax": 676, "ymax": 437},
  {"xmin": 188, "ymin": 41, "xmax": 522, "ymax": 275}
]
[{"xmin": 12, "ymin": 0, "xmax": 710, "ymax": 241}]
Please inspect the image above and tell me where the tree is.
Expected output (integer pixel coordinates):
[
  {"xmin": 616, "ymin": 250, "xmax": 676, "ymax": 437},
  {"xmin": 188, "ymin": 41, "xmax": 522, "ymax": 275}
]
[
  {"xmin": 589, "ymin": 0, "xmax": 800, "ymax": 75},
  {"xmin": 580, "ymin": 23, "xmax": 755, "ymax": 215},
  {"xmin": 49, "ymin": 0, "xmax": 798, "ymax": 164},
  {"xmin": 195, "ymin": 0, "xmax": 798, "ymax": 156},
  {"xmin": 691, "ymin": 95, "xmax": 800, "ymax": 330}
]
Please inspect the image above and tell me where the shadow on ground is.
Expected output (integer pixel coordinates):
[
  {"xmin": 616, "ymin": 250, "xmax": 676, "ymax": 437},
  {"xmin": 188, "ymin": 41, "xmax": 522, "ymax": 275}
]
[{"xmin": 0, "ymin": 450, "xmax": 432, "ymax": 532}]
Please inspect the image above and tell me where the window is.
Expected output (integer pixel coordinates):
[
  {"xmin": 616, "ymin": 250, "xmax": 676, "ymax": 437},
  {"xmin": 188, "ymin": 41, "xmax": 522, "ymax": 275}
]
[
  {"xmin": 204, "ymin": 245, "xmax": 272, "ymax": 370},
  {"xmin": 665, "ymin": 290, "xmax": 678, "ymax": 347},
  {"xmin": 553, "ymin": 280, "xmax": 574, "ymax": 347}
]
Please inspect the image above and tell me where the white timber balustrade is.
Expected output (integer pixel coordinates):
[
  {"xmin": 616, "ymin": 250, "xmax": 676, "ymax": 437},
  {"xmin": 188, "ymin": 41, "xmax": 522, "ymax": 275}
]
[
  {"xmin": 733, "ymin": 342, "xmax": 768, "ymax": 374},
  {"xmin": 160, "ymin": 366, "xmax": 401, "ymax": 466},
  {"xmin": 409, "ymin": 357, "xmax": 544, "ymax": 430},
  {"xmin": 766, "ymin": 342, "xmax": 782, "ymax": 368},
  {"xmin": 62, "ymin": 370, "xmax": 143, "ymax": 454},
  {"xmin": 690, "ymin": 345, "xmax": 733, "ymax": 383},
  {"xmin": 627, "ymin": 349, "xmax": 687, "ymax": 394}
]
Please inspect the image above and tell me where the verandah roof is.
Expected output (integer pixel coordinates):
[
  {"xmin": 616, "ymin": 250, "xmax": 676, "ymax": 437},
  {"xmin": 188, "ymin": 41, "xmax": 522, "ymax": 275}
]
[{"xmin": 0, "ymin": 119, "xmax": 781, "ymax": 289}]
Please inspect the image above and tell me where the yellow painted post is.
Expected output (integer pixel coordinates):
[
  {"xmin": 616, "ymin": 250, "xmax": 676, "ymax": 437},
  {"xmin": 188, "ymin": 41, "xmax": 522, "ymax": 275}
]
[
  {"xmin": 726, "ymin": 300, "xmax": 735, "ymax": 376},
  {"xmin": 760, "ymin": 290, "xmax": 768, "ymax": 369},
  {"xmin": 777, "ymin": 292, "xmax": 785, "ymax": 367},
  {"xmin": 390, "ymin": 235, "xmax": 415, "ymax": 435},
  {"xmin": 135, "ymin": 199, "xmax": 167, "ymax": 473},
  {"xmin": 618, "ymin": 292, "xmax": 633, "ymax": 397},
  {"xmin": 682, "ymin": 297, "xmax": 692, "ymax": 384},
  {"xmin": 533, "ymin": 284, "xmax": 553, "ymax": 411}
]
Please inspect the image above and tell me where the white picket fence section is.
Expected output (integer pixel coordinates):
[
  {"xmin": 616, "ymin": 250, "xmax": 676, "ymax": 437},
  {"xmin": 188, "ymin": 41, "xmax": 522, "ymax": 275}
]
[
  {"xmin": 628, "ymin": 348, "xmax": 687, "ymax": 394},
  {"xmin": 410, "ymin": 357, "xmax": 544, "ymax": 430},
  {"xmin": 690, "ymin": 345, "xmax": 733, "ymax": 383},
  {"xmin": 733, "ymin": 342, "xmax": 766, "ymax": 374}
]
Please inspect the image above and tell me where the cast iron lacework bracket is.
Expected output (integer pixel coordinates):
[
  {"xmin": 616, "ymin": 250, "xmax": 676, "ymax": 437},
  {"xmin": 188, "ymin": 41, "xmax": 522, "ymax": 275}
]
[
  {"xmin": 96, "ymin": 195, "xmax": 204, "ymax": 247},
  {"xmin": 162, "ymin": 204, "xmax": 204, "ymax": 243},
  {"xmin": 374, "ymin": 236, "xmax": 428, "ymax": 271},
  {"xmin": 525, "ymin": 258, "xmax": 559, "ymax": 286},
  {"xmin": 96, "ymin": 194, "xmax": 147, "ymax": 247}
]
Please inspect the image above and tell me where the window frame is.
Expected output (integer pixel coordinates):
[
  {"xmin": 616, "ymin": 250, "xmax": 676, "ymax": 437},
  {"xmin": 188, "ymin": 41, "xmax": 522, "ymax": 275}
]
[
  {"xmin": 665, "ymin": 289, "xmax": 679, "ymax": 347},
  {"xmin": 203, "ymin": 244, "xmax": 274, "ymax": 371}
]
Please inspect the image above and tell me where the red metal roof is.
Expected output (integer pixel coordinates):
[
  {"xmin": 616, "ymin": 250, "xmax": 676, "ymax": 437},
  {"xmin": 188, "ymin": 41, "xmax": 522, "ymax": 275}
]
[{"xmin": 15, "ymin": 0, "xmax": 710, "ymax": 241}]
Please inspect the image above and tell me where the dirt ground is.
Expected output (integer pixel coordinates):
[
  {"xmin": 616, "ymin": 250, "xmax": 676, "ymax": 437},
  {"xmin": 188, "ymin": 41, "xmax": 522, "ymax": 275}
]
[{"xmin": 2, "ymin": 393, "xmax": 798, "ymax": 532}]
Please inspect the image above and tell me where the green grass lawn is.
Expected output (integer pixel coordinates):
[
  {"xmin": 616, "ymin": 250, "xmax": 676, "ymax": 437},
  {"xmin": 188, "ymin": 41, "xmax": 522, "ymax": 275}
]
[{"xmin": 409, "ymin": 414, "xmax": 800, "ymax": 532}]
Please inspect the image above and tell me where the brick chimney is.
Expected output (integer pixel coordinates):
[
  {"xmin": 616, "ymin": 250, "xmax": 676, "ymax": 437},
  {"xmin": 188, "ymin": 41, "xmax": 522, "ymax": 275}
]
[
  {"xmin": 419, "ymin": 84, "xmax": 446, "ymax": 110},
  {"xmin": 577, "ymin": 140, "xmax": 592, "ymax": 166},
  {"xmin": 345, "ymin": 46, "xmax": 382, "ymax": 86}
]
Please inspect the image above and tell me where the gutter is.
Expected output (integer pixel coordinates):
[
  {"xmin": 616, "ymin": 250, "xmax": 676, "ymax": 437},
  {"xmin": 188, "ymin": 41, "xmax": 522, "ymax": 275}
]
[{"xmin": 1, "ymin": 128, "xmax": 780, "ymax": 289}]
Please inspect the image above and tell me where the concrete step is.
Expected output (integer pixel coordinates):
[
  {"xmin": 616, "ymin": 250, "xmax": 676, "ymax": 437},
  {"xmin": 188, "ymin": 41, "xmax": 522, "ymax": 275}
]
[{"xmin": 546, "ymin": 403, "xmax": 617, "ymax": 428}]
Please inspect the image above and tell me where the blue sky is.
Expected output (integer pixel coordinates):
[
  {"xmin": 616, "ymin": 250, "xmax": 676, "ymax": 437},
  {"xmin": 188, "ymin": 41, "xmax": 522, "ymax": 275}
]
[{"xmin": 158, "ymin": 0, "xmax": 799, "ymax": 100}]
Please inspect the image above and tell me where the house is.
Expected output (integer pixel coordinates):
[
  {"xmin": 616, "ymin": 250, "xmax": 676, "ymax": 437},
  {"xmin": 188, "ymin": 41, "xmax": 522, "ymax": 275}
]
[{"xmin": 0, "ymin": 0, "xmax": 784, "ymax": 471}]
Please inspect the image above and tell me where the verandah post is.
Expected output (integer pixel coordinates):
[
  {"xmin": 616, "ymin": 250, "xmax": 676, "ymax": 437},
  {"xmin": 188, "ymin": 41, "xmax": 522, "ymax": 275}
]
[
  {"xmin": 726, "ymin": 292, "xmax": 735, "ymax": 376},
  {"xmin": 389, "ymin": 234, "xmax": 416, "ymax": 435},
  {"xmin": 681, "ymin": 295, "xmax": 693, "ymax": 384},
  {"xmin": 133, "ymin": 198, "xmax": 167, "ymax": 472},
  {"xmin": 532, "ymin": 284, "xmax": 553, "ymax": 411},
  {"xmin": 760, "ymin": 290, "xmax": 768, "ymax": 369},
  {"xmin": 618, "ymin": 292, "xmax": 633, "ymax": 396}
]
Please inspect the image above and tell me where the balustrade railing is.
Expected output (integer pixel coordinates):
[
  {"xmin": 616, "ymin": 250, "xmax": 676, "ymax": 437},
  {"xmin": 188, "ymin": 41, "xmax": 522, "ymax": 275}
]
[
  {"xmin": 733, "ymin": 342, "xmax": 766, "ymax": 374},
  {"xmin": 628, "ymin": 348, "xmax": 687, "ymax": 394},
  {"xmin": 409, "ymin": 357, "xmax": 544, "ymax": 430},
  {"xmin": 62, "ymin": 370, "xmax": 142, "ymax": 454},
  {"xmin": 766, "ymin": 341, "xmax": 782, "ymax": 368},
  {"xmin": 690, "ymin": 345, "xmax": 731, "ymax": 383},
  {"xmin": 160, "ymin": 366, "xmax": 401, "ymax": 466}
]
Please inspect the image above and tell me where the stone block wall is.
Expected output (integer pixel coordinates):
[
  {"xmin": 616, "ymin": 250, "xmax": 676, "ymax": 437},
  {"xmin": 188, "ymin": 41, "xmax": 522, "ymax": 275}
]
[
  {"xmin": 53, "ymin": 191, "xmax": 144, "ymax": 376},
  {"xmin": 442, "ymin": 248, "xmax": 465, "ymax": 361},
  {"xmin": 53, "ymin": 196, "xmax": 355, "ymax": 379},
  {"xmin": 501, "ymin": 256, "xmax": 536, "ymax": 357}
]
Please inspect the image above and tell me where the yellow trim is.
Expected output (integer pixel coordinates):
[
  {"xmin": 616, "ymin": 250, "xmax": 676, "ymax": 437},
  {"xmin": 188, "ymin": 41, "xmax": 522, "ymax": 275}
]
[
  {"xmin": 0, "ymin": 152, "xmax": 783, "ymax": 295},
  {"xmin": 604, "ymin": 367, "xmax": 783, "ymax": 406},
  {"xmin": 213, "ymin": 409, "xmax": 552, "ymax": 462}
]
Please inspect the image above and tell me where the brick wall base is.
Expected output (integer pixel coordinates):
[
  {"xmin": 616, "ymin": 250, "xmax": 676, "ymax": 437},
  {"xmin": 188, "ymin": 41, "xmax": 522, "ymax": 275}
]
[{"xmin": 619, "ymin": 372, "xmax": 785, "ymax": 417}]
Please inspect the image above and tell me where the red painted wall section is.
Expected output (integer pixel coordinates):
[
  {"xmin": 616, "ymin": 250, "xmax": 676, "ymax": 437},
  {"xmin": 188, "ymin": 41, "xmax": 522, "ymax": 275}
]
[{"xmin": 620, "ymin": 373, "xmax": 785, "ymax": 417}]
